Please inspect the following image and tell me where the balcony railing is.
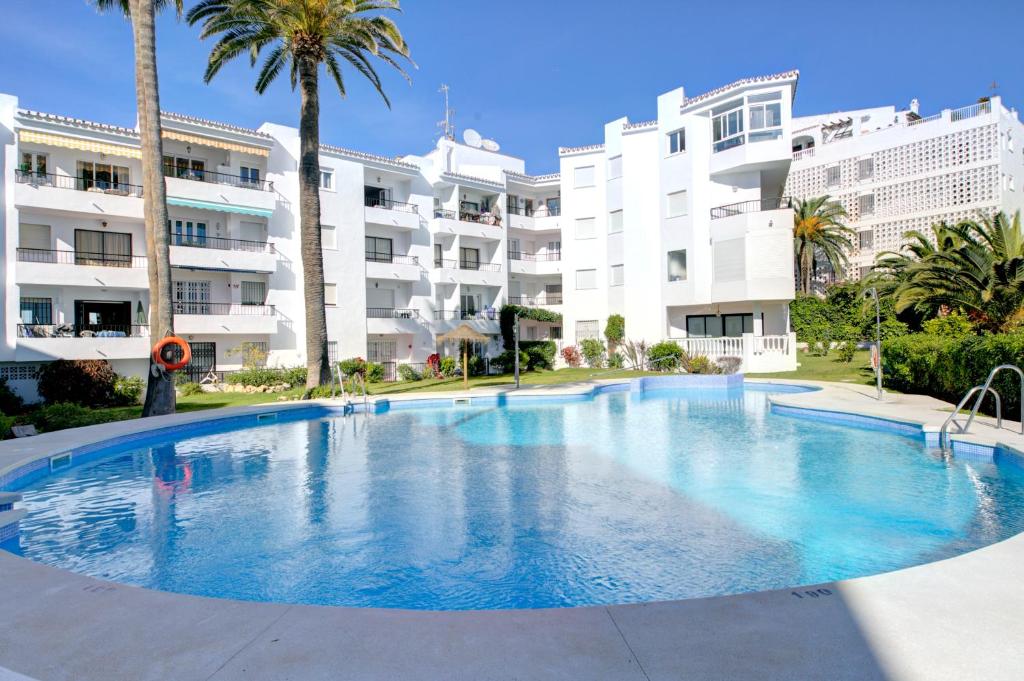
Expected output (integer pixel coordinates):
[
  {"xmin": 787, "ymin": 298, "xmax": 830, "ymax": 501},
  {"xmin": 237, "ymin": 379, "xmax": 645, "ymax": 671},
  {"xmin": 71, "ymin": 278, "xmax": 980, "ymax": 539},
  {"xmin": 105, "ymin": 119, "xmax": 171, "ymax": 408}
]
[
  {"xmin": 163, "ymin": 164, "xmax": 273, "ymax": 192},
  {"xmin": 432, "ymin": 309, "xmax": 498, "ymax": 321},
  {"xmin": 710, "ymin": 196, "xmax": 794, "ymax": 220},
  {"xmin": 17, "ymin": 323, "xmax": 149, "ymax": 338},
  {"xmin": 459, "ymin": 261, "xmax": 502, "ymax": 272},
  {"xmin": 508, "ymin": 295, "xmax": 563, "ymax": 306},
  {"xmin": 16, "ymin": 170, "xmax": 144, "ymax": 198},
  {"xmin": 170, "ymin": 232, "xmax": 274, "ymax": 253},
  {"xmin": 433, "ymin": 208, "xmax": 503, "ymax": 226},
  {"xmin": 16, "ymin": 248, "xmax": 148, "ymax": 268},
  {"xmin": 172, "ymin": 302, "xmax": 275, "ymax": 316},
  {"xmin": 365, "ymin": 253, "xmax": 419, "ymax": 265},
  {"xmin": 506, "ymin": 205, "xmax": 534, "ymax": 217},
  {"xmin": 364, "ymin": 197, "xmax": 418, "ymax": 213},
  {"xmin": 508, "ymin": 250, "xmax": 561, "ymax": 262},
  {"xmin": 367, "ymin": 308, "xmax": 420, "ymax": 319}
]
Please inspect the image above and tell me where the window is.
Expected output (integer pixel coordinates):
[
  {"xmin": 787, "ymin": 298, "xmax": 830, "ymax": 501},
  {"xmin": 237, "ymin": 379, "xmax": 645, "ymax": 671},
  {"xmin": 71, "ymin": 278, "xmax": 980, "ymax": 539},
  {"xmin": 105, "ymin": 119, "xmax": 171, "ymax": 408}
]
[
  {"xmin": 434, "ymin": 243, "xmax": 444, "ymax": 267},
  {"xmin": 365, "ymin": 236, "xmax": 393, "ymax": 263},
  {"xmin": 668, "ymin": 128, "xmax": 685, "ymax": 155},
  {"xmin": 825, "ymin": 165, "xmax": 841, "ymax": 186},
  {"xmin": 74, "ymin": 229, "xmax": 132, "ymax": 267},
  {"xmin": 574, "ymin": 165, "xmax": 595, "ymax": 188},
  {"xmin": 526, "ymin": 326, "xmax": 538, "ymax": 340},
  {"xmin": 607, "ymin": 155, "xmax": 622, "ymax": 179},
  {"xmin": 667, "ymin": 250, "xmax": 687, "ymax": 281},
  {"xmin": 667, "ymin": 190, "xmax": 688, "ymax": 217},
  {"xmin": 19, "ymin": 223, "xmax": 50, "ymax": 251},
  {"xmin": 858, "ymin": 158, "xmax": 874, "ymax": 180},
  {"xmin": 544, "ymin": 283, "xmax": 562, "ymax": 304},
  {"xmin": 747, "ymin": 92, "xmax": 782, "ymax": 143},
  {"xmin": 576, "ymin": 320, "xmax": 600, "ymax": 340},
  {"xmin": 460, "ymin": 293, "xmax": 479, "ymax": 316},
  {"xmin": 20, "ymin": 152, "xmax": 47, "ymax": 177},
  {"xmin": 241, "ymin": 281, "xmax": 266, "ymax": 305},
  {"xmin": 324, "ymin": 283, "xmax": 338, "ymax": 306},
  {"xmin": 722, "ymin": 314, "xmax": 754, "ymax": 337},
  {"xmin": 686, "ymin": 315, "xmax": 721, "ymax": 338},
  {"xmin": 858, "ymin": 194, "xmax": 875, "ymax": 216},
  {"xmin": 163, "ymin": 156, "xmax": 204, "ymax": 179},
  {"xmin": 328, "ymin": 341, "xmax": 339, "ymax": 365},
  {"xmin": 609, "ymin": 264, "xmax": 624, "ymax": 286},
  {"xmin": 546, "ymin": 197, "xmax": 561, "ymax": 216},
  {"xmin": 550, "ymin": 326, "xmax": 562, "ymax": 340},
  {"xmin": 78, "ymin": 160, "xmax": 131, "ymax": 191},
  {"xmin": 174, "ymin": 280, "xmax": 212, "ymax": 314},
  {"xmin": 459, "ymin": 247, "xmax": 480, "ymax": 270},
  {"xmin": 575, "ymin": 217, "xmax": 596, "ymax": 239},
  {"xmin": 240, "ymin": 166, "xmax": 260, "ymax": 186},
  {"xmin": 859, "ymin": 230, "xmax": 874, "ymax": 250},
  {"xmin": 608, "ymin": 209, "xmax": 624, "ymax": 233},
  {"xmin": 712, "ymin": 99, "xmax": 745, "ymax": 152},
  {"xmin": 169, "ymin": 219, "xmax": 207, "ymax": 247},
  {"xmin": 319, "ymin": 169, "xmax": 334, "ymax": 190},
  {"xmin": 321, "ymin": 225, "xmax": 337, "ymax": 250},
  {"xmin": 575, "ymin": 269, "xmax": 597, "ymax": 289},
  {"xmin": 20, "ymin": 297, "xmax": 52, "ymax": 325}
]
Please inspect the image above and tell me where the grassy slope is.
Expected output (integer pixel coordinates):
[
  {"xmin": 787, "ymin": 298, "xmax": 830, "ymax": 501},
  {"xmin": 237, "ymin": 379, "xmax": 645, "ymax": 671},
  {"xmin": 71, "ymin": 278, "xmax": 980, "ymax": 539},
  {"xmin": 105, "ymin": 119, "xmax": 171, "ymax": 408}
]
[{"xmin": 748, "ymin": 349, "xmax": 877, "ymax": 385}]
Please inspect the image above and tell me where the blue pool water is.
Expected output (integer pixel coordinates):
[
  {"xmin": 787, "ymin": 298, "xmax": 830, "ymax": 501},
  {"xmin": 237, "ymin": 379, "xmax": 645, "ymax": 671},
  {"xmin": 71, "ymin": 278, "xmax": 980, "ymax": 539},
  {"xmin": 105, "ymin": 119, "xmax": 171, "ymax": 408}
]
[{"xmin": 8, "ymin": 386, "xmax": 1024, "ymax": 610}]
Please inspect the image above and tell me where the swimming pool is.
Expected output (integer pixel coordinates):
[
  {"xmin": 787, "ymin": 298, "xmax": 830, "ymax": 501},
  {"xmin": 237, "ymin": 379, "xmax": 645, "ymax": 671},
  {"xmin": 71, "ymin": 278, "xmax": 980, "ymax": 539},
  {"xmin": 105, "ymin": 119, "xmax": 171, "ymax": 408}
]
[{"xmin": 6, "ymin": 384, "xmax": 1024, "ymax": 610}]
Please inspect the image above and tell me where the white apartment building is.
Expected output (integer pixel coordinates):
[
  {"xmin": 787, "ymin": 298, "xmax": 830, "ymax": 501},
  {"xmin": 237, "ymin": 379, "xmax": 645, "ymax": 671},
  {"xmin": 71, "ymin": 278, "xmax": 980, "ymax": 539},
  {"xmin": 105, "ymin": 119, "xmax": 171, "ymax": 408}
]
[
  {"xmin": 786, "ymin": 96, "xmax": 1024, "ymax": 280},
  {"xmin": 0, "ymin": 71, "xmax": 801, "ymax": 399}
]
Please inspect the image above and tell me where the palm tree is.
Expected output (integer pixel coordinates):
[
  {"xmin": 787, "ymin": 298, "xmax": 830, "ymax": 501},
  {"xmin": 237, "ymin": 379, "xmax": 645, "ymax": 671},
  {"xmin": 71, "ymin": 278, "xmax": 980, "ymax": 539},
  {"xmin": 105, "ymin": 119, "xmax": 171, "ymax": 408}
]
[
  {"xmin": 792, "ymin": 196, "xmax": 854, "ymax": 295},
  {"xmin": 872, "ymin": 212, "xmax": 1024, "ymax": 332},
  {"xmin": 188, "ymin": 0, "xmax": 412, "ymax": 389},
  {"xmin": 93, "ymin": 0, "xmax": 180, "ymax": 416}
]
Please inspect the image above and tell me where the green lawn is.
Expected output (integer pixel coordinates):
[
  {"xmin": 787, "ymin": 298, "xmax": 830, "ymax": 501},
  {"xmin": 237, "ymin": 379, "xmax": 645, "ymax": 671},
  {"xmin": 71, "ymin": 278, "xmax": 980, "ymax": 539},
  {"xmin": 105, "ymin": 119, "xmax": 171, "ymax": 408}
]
[
  {"xmin": 366, "ymin": 367, "xmax": 662, "ymax": 395},
  {"xmin": 748, "ymin": 349, "xmax": 877, "ymax": 385},
  {"xmin": 81, "ymin": 387, "xmax": 308, "ymax": 426}
]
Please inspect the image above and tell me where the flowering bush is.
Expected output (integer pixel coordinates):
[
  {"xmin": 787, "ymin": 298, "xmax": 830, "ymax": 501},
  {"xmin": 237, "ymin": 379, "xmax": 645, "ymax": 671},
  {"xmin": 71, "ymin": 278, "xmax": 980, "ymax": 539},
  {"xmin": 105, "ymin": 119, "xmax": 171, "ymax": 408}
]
[
  {"xmin": 561, "ymin": 345, "xmax": 582, "ymax": 368},
  {"xmin": 426, "ymin": 353, "xmax": 441, "ymax": 378}
]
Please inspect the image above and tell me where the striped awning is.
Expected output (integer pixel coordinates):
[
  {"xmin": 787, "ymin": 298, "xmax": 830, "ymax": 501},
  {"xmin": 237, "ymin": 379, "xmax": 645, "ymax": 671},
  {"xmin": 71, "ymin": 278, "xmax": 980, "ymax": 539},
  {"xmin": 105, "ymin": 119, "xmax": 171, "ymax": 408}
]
[
  {"xmin": 19, "ymin": 130, "xmax": 141, "ymax": 159},
  {"xmin": 163, "ymin": 131, "xmax": 269, "ymax": 157},
  {"xmin": 167, "ymin": 196, "xmax": 273, "ymax": 218}
]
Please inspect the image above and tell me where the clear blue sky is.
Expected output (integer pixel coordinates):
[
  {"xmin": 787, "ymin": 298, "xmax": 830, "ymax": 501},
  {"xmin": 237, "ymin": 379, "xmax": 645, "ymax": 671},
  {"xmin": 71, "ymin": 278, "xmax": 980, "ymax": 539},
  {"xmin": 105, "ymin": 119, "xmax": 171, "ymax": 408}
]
[{"xmin": 1, "ymin": 0, "xmax": 1021, "ymax": 174}]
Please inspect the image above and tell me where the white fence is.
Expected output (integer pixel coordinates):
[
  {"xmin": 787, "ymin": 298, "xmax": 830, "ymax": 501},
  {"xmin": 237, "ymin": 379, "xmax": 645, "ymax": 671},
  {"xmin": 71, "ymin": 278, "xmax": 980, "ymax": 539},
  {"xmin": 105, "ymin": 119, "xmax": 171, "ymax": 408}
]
[{"xmin": 673, "ymin": 333, "xmax": 796, "ymax": 373}]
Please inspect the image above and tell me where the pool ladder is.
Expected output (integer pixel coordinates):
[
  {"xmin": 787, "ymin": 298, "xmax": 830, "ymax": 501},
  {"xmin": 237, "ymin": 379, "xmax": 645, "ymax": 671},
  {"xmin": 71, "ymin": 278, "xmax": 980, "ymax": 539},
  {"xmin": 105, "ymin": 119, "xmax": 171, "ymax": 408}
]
[
  {"xmin": 331, "ymin": 364, "xmax": 368, "ymax": 414},
  {"xmin": 939, "ymin": 364, "xmax": 1024, "ymax": 450}
]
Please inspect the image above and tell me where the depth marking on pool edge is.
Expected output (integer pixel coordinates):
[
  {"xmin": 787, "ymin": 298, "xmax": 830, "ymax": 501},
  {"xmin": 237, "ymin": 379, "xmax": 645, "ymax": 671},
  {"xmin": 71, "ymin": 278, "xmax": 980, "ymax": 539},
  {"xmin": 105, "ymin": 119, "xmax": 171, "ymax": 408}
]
[{"xmin": 790, "ymin": 588, "xmax": 834, "ymax": 600}]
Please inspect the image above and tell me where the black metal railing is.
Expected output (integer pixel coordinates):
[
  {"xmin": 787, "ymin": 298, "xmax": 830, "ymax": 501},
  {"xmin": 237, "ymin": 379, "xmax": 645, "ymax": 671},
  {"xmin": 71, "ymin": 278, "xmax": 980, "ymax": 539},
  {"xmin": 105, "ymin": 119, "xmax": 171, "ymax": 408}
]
[
  {"xmin": 16, "ymin": 248, "xmax": 148, "ymax": 268},
  {"xmin": 366, "ymin": 308, "xmax": 420, "ymax": 319},
  {"xmin": 365, "ymin": 252, "xmax": 419, "ymax": 265},
  {"xmin": 17, "ymin": 323, "xmax": 149, "ymax": 338},
  {"xmin": 433, "ymin": 310, "xmax": 461, "ymax": 321},
  {"xmin": 432, "ymin": 208, "xmax": 503, "ymax": 226},
  {"xmin": 364, "ymin": 197, "xmax": 418, "ymax": 213},
  {"xmin": 172, "ymin": 302, "xmax": 275, "ymax": 316},
  {"xmin": 163, "ymin": 164, "xmax": 273, "ymax": 192},
  {"xmin": 710, "ymin": 196, "xmax": 794, "ymax": 220},
  {"xmin": 459, "ymin": 260, "xmax": 502, "ymax": 272},
  {"xmin": 508, "ymin": 250, "xmax": 561, "ymax": 262},
  {"xmin": 506, "ymin": 205, "xmax": 534, "ymax": 217},
  {"xmin": 170, "ymin": 232, "xmax": 273, "ymax": 253},
  {"xmin": 16, "ymin": 169, "xmax": 145, "ymax": 198},
  {"xmin": 434, "ymin": 258, "xmax": 458, "ymax": 269},
  {"xmin": 508, "ymin": 295, "xmax": 563, "ymax": 306}
]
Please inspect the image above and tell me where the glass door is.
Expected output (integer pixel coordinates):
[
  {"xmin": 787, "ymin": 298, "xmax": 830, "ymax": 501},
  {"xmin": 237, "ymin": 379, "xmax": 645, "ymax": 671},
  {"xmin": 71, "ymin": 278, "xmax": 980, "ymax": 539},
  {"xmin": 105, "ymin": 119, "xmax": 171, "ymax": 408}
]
[{"xmin": 174, "ymin": 280, "xmax": 212, "ymax": 315}]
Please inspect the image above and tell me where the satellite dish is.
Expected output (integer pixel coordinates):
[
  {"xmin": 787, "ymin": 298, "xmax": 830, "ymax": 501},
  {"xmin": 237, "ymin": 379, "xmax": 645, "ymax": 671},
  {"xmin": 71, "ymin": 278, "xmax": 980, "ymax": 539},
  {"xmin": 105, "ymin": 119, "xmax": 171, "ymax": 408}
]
[
  {"xmin": 463, "ymin": 128, "xmax": 482, "ymax": 148},
  {"xmin": 482, "ymin": 139, "xmax": 500, "ymax": 152}
]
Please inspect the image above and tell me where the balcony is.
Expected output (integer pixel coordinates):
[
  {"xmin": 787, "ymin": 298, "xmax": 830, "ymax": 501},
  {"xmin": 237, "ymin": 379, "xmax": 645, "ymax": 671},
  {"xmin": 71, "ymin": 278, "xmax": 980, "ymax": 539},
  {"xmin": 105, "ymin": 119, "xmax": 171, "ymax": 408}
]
[
  {"xmin": 507, "ymin": 295, "xmax": 562, "ymax": 307},
  {"xmin": 429, "ymin": 259, "xmax": 504, "ymax": 287},
  {"xmin": 429, "ymin": 208, "xmax": 503, "ymax": 241},
  {"xmin": 14, "ymin": 170, "xmax": 144, "ymax": 220},
  {"xmin": 172, "ymin": 302, "xmax": 278, "ymax": 335},
  {"xmin": 364, "ymin": 197, "xmax": 419, "ymax": 231},
  {"xmin": 430, "ymin": 309, "xmax": 500, "ymax": 335},
  {"xmin": 710, "ymin": 197, "xmax": 794, "ymax": 220},
  {"xmin": 169, "ymin": 233, "xmax": 278, "ymax": 273},
  {"xmin": 708, "ymin": 198, "xmax": 795, "ymax": 303},
  {"xmin": 15, "ymin": 324, "xmax": 150, "ymax": 362},
  {"xmin": 507, "ymin": 206, "xmax": 562, "ymax": 232},
  {"xmin": 366, "ymin": 307, "xmax": 423, "ymax": 335},
  {"xmin": 163, "ymin": 165, "xmax": 277, "ymax": 217},
  {"xmin": 163, "ymin": 165, "xmax": 272, "ymax": 192},
  {"xmin": 508, "ymin": 250, "xmax": 562, "ymax": 276},
  {"xmin": 365, "ymin": 253, "xmax": 421, "ymax": 282},
  {"xmin": 15, "ymin": 248, "xmax": 149, "ymax": 288}
]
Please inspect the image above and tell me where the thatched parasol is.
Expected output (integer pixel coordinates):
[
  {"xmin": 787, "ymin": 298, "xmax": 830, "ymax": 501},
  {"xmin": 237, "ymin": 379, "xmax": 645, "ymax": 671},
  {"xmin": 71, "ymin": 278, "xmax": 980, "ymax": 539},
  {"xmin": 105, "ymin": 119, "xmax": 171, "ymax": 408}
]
[{"xmin": 437, "ymin": 323, "xmax": 490, "ymax": 388}]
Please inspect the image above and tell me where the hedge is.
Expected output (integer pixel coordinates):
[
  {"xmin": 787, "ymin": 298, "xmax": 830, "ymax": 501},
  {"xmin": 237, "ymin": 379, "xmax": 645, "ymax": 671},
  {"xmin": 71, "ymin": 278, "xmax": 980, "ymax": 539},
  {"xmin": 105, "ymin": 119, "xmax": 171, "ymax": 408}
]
[
  {"xmin": 884, "ymin": 332, "xmax": 1024, "ymax": 416},
  {"xmin": 499, "ymin": 305, "xmax": 562, "ymax": 349}
]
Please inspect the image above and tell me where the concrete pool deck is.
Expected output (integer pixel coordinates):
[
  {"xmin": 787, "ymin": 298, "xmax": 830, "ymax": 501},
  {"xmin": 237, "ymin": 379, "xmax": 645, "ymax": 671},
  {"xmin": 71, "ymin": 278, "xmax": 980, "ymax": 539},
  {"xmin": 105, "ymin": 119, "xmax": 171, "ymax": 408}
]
[{"xmin": 1, "ymin": 378, "xmax": 1023, "ymax": 680}]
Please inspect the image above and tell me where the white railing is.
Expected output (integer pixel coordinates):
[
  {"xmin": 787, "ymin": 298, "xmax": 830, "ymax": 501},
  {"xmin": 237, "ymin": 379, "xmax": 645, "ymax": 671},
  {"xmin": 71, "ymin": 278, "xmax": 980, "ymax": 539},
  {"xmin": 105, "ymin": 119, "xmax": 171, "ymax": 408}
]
[
  {"xmin": 676, "ymin": 336, "xmax": 744, "ymax": 359},
  {"xmin": 669, "ymin": 333, "xmax": 797, "ymax": 373},
  {"xmin": 792, "ymin": 147, "xmax": 816, "ymax": 161},
  {"xmin": 950, "ymin": 100, "xmax": 993, "ymax": 122},
  {"xmin": 751, "ymin": 334, "xmax": 791, "ymax": 355},
  {"xmin": 906, "ymin": 113, "xmax": 941, "ymax": 127}
]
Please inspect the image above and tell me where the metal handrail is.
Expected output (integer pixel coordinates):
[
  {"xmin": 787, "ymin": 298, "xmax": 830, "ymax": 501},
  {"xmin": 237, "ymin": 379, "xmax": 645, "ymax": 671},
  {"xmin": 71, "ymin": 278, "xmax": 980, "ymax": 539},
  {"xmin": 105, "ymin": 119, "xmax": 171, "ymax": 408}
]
[
  {"xmin": 365, "ymin": 252, "xmax": 419, "ymax": 265},
  {"xmin": 162, "ymin": 164, "xmax": 273, "ymax": 192},
  {"xmin": 16, "ymin": 248, "xmax": 148, "ymax": 268},
  {"xmin": 939, "ymin": 364, "xmax": 1023, "ymax": 449},
  {"xmin": 710, "ymin": 196, "xmax": 794, "ymax": 220},
  {"xmin": 170, "ymin": 232, "xmax": 273, "ymax": 253},
  {"xmin": 16, "ymin": 169, "xmax": 145, "ymax": 197},
  {"xmin": 364, "ymin": 197, "xmax": 418, "ymax": 213}
]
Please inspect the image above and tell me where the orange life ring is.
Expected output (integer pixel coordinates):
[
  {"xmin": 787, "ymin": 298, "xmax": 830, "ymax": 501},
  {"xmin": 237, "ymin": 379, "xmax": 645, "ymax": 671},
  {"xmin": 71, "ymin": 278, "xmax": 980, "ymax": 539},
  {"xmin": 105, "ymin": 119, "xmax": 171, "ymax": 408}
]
[{"xmin": 152, "ymin": 336, "xmax": 191, "ymax": 372}]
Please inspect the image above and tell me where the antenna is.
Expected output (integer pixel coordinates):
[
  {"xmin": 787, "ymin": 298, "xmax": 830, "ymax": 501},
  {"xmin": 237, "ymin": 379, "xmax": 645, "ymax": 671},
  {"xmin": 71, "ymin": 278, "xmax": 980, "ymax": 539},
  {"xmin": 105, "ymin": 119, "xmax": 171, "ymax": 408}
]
[
  {"xmin": 989, "ymin": 80, "xmax": 1000, "ymax": 97},
  {"xmin": 437, "ymin": 84, "xmax": 455, "ymax": 141}
]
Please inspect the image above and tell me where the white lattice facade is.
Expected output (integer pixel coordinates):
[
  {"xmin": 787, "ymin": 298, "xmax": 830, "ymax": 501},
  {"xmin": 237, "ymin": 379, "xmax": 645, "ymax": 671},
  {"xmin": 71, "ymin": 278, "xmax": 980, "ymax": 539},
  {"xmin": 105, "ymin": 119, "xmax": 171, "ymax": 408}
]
[{"xmin": 786, "ymin": 98, "xmax": 1024, "ymax": 279}]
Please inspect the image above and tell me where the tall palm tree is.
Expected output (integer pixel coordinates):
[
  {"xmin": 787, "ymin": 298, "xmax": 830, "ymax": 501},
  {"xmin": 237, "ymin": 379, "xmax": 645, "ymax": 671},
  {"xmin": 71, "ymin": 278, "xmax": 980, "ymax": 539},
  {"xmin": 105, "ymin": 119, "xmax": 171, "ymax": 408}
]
[
  {"xmin": 872, "ymin": 212, "xmax": 1024, "ymax": 331},
  {"xmin": 792, "ymin": 196, "xmax": 853, "ymax": 295},
  {"xmin": 93, "ymin": 0, "xmax": 180, "ymax": 416},
  {"xmin": 188, "ymin": 0, "xmax": 412, "ymax": 389}
]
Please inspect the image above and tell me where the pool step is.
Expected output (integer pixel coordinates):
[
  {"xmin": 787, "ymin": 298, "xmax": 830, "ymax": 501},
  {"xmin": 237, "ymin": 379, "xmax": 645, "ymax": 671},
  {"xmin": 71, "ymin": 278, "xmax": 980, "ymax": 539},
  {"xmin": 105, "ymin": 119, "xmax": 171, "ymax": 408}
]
[
  {"xmin": 0, "ymin": 492, "xmax": 22, "ymax": 512},
  {"xmin": 0, "ymin": 508, "xmax": 27, "ymax": 544}
]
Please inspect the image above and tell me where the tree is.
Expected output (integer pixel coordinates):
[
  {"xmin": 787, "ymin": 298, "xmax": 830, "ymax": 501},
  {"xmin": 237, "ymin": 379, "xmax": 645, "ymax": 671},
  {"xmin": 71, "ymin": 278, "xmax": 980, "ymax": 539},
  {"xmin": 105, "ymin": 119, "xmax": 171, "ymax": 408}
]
[
  {"xmin": 792, "ymin": 196, "xmax": 853, "ymax": 295},
  {"xmin": 93, "ymin": 0, "xmax": 180, "ymax": 416},
  {"xmin": 604, "ymin": 314, "xmax": 624, "ymax": 349},
  {"xmin": 871, "ymin": 212, "xmax": 1024, "ymax": 332},
  {"xmin": 188, "ymin": 0, "xmax": 412, "ymax": 389}
]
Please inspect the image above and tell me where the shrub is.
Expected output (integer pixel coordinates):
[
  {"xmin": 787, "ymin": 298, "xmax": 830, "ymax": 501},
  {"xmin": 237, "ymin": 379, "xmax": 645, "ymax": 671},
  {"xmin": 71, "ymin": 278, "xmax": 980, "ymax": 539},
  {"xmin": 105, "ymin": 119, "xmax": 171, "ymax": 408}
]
[
  {"xmin": 439, "ymin": 356, "xmax": 457, "ymax": 377},
  {"xmin": 834, "ymin": 324, "xmax": 861, "ymax": 363},
  {"xmin": 30, "ymin": 402, "xmax": 122, "ymax": 432},
  {"xmin": 306, "ymin": 385, "xmax": 337, "ymax": 399},
  {"xmin": 398, "ymin": 364, "xmax": 422, "ymax": 381},
  {"xmin": 338, "ymin": 357, "xmax": 367, "ymax": 378},
  {"xmin": 685, "ymin": 355, "xmax": 721, "ymax": 375},
  {"xmin": 493, "ymin": 350, "xmax": 529, "ymax": 373},
  {"xmin": 522, "ymin": 341, "xmax": 556, "ymax": 370},
  {"xmin": 468, "ymin": 355, "xmax": 486, "ymax": 376},
  {"xmin": 922, "ymin": 312, "xmax": 975, "ymax": 338},
  {"xmin": 607, "ymin": 352, "xmax": 624, "ymax": 369},
  {"xmin": 113, "ymin": 375, "xmax": 145, "ymax": 405},
  {"xmin": 366, "ymin": 362, "xmax": 385, "ymax": 383},
  {"xmin": 226, "ymin": 341, "xmax": 268, "ymax": 368},
  {"xmin": 426, "ymin": 353, "xmax": 441, "ymax": 378},
  {"xmin": 647, "ymin": 341, "xmax": 684, "ymax": 372},
  {"xmin": 0, "ymin": 378, "xmax": 24, "ymax": 415},
  {"xmin": 178, "ymin": 382, "xmax": 203, "ymax": 397},
  {"xmin": 604, "ymin": 315, "xmax": 625, "ymax": 347},
  {"xmin": 620, "ymin": 339, "xmax": 648, "ymax": 370},
  {"xmin": 227, "ymin": 367, "xmax": 285, "ymax": 387},
  {"xmin": 580, "ymin": 338, "xmax": 606, "ymax": 368},
  {"xmin": 38, "ymin": 360, "xmax": 117, "ymax": 406},
  {"xmin": 717, "ymin": 356, "xmax": 742, "ymax": 374},
  {"xmin": 0, "ymin": 413, "xmax": 13, "ymax": 440},
  {"xmin": 499, "ymin": 305, "xmax": 563, "ymax": 350},
  {"xmin": 837, "ymin": 341, "xmax": 858, "ymax": 363},
  {"xmin": 281, "ymin": 366, "xmax": 307, "ymax": 387},
  {"xmin": 561, "ymin": 345, "xmax": 582, "ymax": 368}
]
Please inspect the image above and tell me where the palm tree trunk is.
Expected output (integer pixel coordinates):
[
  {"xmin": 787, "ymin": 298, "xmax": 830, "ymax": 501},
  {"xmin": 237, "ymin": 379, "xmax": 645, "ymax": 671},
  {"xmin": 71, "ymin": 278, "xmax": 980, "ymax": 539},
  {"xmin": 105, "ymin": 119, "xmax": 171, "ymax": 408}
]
[
  {"xmin": 131, "ymin": 0, "xmax": 176, "ymax": 416},
  {"xmin": 297, "ymin": 56, "xmax": 331, "ymax": 390},
  {"xmin": 801, "ymin": 245, "xmax": 814, "ymax": 295}
]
